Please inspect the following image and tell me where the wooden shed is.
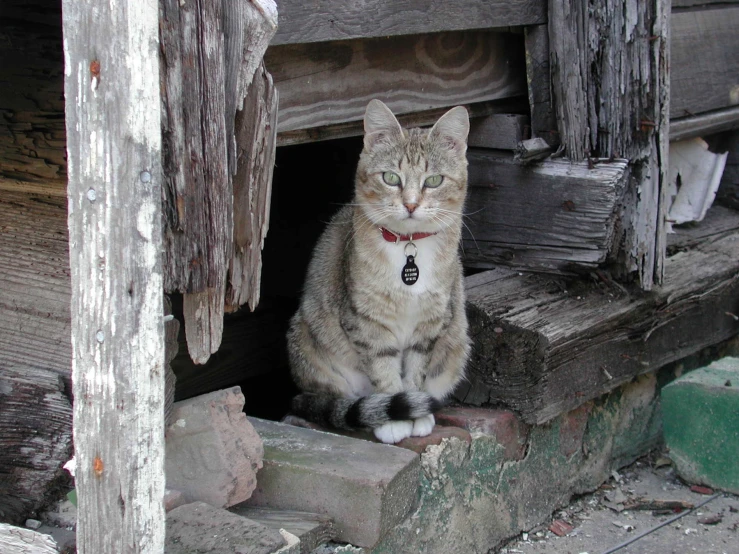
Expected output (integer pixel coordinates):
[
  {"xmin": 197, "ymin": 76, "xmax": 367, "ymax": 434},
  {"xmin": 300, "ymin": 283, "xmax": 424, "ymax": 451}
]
[{"xmin": 1, "ymin": 0, "xmax": 738, "ymax": 551}]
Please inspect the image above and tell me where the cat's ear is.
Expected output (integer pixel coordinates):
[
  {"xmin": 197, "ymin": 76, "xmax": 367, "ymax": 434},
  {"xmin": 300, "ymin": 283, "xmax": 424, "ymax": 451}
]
[
  {"xmin": 429, "ymin": 106, "xmax": 469, "ymax": 154},
  {"xmin": 364, "ymin": 99, "xmax": 403, "ymax": 149}
]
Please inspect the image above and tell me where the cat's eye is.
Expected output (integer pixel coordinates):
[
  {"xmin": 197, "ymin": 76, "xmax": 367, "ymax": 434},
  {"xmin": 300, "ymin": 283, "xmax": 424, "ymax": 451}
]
[
  {"xmin": 424, "ymin": 174, "xmax": 444, "ymax": 188},
  {"xmin": 382, "ymin": 171, "xmax": 401, "ymax": 186}
]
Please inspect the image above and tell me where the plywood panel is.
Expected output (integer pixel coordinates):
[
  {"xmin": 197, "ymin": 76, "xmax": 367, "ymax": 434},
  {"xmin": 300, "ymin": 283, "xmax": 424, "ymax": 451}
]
[{"xmin": 266, "ymin": 30, "xmax": 527, "ymax": 134}]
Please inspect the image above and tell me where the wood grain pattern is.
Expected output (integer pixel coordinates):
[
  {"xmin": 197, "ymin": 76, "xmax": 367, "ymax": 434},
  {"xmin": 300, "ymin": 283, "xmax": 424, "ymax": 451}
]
[
  {"xmin": 463, "ymin": 150, "xmax": 628, "ymax": 272},
  {"xmin": 670, "ymin": 6, "xmax": 739, "ymax": 118},
  {"xmin": 0, "ymin": 0, "xmax": 66, "ymax": 196},
  {"xmin": 270, "ymin": 0, "xmax": 546, "ymax": 45},
  {"xmin": 0, "ymin": 366, "xmax": 72, "ymax": 526},
  {"xmin": 62, "ymin": 0, "xmax": 166, "ymax": 551},
  {"xmin": 0, "ymin": 193, "xmax": 71, "ymax": 382},
  {"xmin": 549, "ymin": 0, "xmax": 670, "ymax": 290},
  {"xmin": 460, "ymin": 207, "xmax": 739, "ymax": 424},
  {"xmin": 265, "ymin": 30, "xmax": 527, "ymax": 134}
]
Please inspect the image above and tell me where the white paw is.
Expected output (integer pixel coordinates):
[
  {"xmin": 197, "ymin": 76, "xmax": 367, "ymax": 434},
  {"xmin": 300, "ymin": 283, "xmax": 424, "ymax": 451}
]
[
  {"xmin": 373, "ymin": 420, "xmax": 414, "ymax": 444},
  {"xmin": 411, "ymin": 414, "xmax": 435, "ymax": 437}
]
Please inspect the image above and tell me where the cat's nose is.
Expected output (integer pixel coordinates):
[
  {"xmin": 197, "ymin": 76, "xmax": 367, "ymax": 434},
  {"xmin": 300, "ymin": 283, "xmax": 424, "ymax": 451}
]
[{"xmin": 404, "ymin": 203, "xmax": 418, "ymax": 214}]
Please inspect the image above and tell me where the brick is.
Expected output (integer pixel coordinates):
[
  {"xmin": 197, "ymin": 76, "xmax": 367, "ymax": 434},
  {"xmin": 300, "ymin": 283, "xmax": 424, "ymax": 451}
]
[
  {"xmin": 246, "ymin": 418, "xmax": 420, "ymax": 548},
  {"xmin": 395, "ymin": 425, "xmax": 472, "ymax": 454},
  {"xmin": 166, "ymin": 502, "xmax": 286, "ymax": 554},
  {"xmin": 662, "ymin": 357, "xmax": 739, "ymax": 494},
  {"xmin": 164, "ymin": 489, "xmax": 187, "ymax": 512},
  {"xmin": 559, "ymin": 402, "xmax": 593, "ymax": 458},
  {"xmin": 165, "ymin": 387, "xmax": 264, "ymax": 508},
  {"xmin": 435, "ymin": 406, "xmax": 530, "ymax": 460}
]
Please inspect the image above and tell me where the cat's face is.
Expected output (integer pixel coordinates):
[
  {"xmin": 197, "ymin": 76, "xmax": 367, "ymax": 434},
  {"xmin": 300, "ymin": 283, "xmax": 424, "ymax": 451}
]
[{"xmin": 355, "ymin": 100, "xmax": 469, "ymax": 235}]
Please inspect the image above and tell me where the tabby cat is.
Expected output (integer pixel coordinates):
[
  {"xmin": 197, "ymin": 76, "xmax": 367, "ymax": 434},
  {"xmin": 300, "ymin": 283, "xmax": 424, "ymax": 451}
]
[{"xmin": 287, "ymin": 100, "xmax": 471, "ymax": 444}]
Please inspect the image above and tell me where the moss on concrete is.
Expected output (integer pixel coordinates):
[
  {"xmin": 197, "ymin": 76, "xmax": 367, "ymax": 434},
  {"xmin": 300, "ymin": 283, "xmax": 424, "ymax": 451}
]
[{"xmin": 372, "ymin": 373, "xmax": 664, "ymax": 554}]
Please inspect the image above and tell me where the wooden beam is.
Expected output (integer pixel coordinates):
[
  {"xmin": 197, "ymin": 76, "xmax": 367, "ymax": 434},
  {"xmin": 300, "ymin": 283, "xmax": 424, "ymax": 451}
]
[
  {"xmin": 265, "ymin": 30, "xmax": 527, "ymax": 135},
  {"xmin": 671, "ymin": 6, "xmax": 739, "ymax": 119},
  {"xmin": 276, "ymin": 98, "xmax": 528, "ymax": 147},
  {"xmin": 672, "ymin": 0, "xmax": 739, "ymax": 10},
  {"xmin": 270, "ymin": 0, "xmax": 547, "ymax": 46},
  {"xmin": 62, "ymin": 0, "xmax": 165, "ymax": 552},
  {"xmin": 460, "ymin": 206, "xmax": 739, "ymax": 424},
  {"xmin": 463, "ymin": 150, "xmax": 628, "ymax": 273},
  {"xmin": 548, "ymin": 0, "xmax": 671, "ymax": 290},
  {"xmin": 670, "ymin": 106, "xmax": 739, "ymax": 142}
]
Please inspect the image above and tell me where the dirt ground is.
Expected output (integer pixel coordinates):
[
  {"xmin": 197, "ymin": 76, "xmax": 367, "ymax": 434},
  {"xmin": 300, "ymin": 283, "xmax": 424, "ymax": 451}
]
[{"xmin": 499, "ymin": 451, "xmax": 739, "ymax": 554}]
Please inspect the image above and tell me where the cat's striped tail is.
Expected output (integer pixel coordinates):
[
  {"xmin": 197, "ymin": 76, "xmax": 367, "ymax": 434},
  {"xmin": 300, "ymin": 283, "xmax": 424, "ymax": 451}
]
[{"xmin": 290, "ymin": 391, "xmax": 442, "ymax": 431}]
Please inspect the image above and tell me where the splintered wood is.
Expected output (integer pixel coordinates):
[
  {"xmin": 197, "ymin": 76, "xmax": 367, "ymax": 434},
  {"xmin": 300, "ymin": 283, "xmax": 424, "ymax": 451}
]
[
  {"xmin": 160, "ymin": 0, "xmax": 277, "ymax": 363},
  {"xmin": 548, "ymin": 0, "xmax": 670, "ymax": 290}
]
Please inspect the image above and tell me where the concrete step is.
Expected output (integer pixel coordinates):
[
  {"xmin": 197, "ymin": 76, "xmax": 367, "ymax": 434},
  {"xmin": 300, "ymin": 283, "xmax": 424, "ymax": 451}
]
[
  {"xmin": 662, "ymin": 356, "xmax": 739, "ymax": 494},
  {"xmin": 245, "ymin": 418, "xmax": 420, "ymax": 549}
]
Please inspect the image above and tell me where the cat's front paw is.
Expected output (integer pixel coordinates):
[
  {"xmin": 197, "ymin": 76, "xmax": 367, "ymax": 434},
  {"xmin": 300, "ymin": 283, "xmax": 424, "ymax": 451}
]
[
  {"xmin": 373, "ymin": 420, "xmax": 414, "ymax": 444},
  {"xmin": 411, "ymin": 414, "xmax": 435, "ymax": 437}
]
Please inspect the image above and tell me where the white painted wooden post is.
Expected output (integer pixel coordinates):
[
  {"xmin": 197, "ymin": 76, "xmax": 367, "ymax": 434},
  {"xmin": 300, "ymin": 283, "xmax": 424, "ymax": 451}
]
[{"xmin": 62, "ymin": 0, "xmax": 165, "ymax": 552}]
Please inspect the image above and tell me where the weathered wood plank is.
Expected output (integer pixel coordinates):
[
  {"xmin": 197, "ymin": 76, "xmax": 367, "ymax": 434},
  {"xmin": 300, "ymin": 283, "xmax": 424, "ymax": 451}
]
[
  {"xmin": 270, "ymin": 0, "xmax": 546, "ymax": 46},
  {"xmin": 462, "ymin": 150, "xmax": 628, "ymax": 273},
  {"xmin": 265, "ymin": 30, "xmax": 527, "ymax": 134},
  {"xmin": 0, "ymin": 0, "xmax": 66, "ymax": 196},
  {"xmin": 460, "ymin": 209, "xmax": 739, "ymax": 424},
  {"xmin": 0, "ymin": 367, "xmax": 72, "ymax": 526},
  {"xmin": 62, "ymin": 0, "xmax": 165, "ymax": 552},
  {"xmin": 276, "ymin": 98, "xmax": 528, "ymax": 147},
  {"xmin": 672, "ymin": 0, "xmax": 739, "ymax": 10},
  {"xmin": 0, "ymin": 523, "xmax": 60, "ymax": 554},
  {"xmin": 467, "ymin": 114, "xmax": 530, "ymax": 150},
  {"xmin": 670, "ymin": 106, "xmax": 739, "ymax": 142},
  {"xmin": 227, "ymin": 62, "xmax": 278, "ymax": 311},
  {"xmin": 548, "ymin": 0, "xmax": 670, "ymax": 290},
  {"xmin": 671, "ymin": 6, "xmax": 739, "ymax": 119},
  {"xmin": 160, "ymin": 0, "xmax": 277, "ymax": 363},
  {"xmin": 524, "ymin": 24, "xmax": 559, "ymax": 146}
]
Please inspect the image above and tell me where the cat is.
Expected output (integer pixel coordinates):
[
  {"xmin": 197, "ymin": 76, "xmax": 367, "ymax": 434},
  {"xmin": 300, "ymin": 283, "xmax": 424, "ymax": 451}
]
[{"xmin": 287, "ymin": 99, "xmax": 471, "ymax": 444}]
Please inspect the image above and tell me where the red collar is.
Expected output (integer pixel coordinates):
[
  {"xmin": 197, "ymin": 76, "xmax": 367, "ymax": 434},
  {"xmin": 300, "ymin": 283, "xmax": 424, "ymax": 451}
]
[{"xmin": 379, "ymin": 227, "xmax": 437, "ymax": 244}]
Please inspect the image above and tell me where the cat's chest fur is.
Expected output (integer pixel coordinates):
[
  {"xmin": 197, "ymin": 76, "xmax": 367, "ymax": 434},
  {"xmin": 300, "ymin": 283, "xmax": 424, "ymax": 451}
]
[{"xmin": 357, "ymin": 234, "xmax": 450, "ymax": 348}]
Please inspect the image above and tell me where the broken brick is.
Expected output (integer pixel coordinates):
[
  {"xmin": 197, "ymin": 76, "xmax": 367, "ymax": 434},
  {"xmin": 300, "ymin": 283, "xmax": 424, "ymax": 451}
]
[
  {"xmin": 435, "ymin": 406, "xmax": 529, "ymax": 460},
  {"xmin": 165, "ymin": 387, "xmax": 264, "ymax": 508}
]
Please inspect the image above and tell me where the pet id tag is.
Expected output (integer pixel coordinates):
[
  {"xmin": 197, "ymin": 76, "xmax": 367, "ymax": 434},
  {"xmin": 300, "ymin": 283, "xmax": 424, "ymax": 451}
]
[{"xmin": 401, "ymin": 242, "xmax": 419, "ymax": 285}]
